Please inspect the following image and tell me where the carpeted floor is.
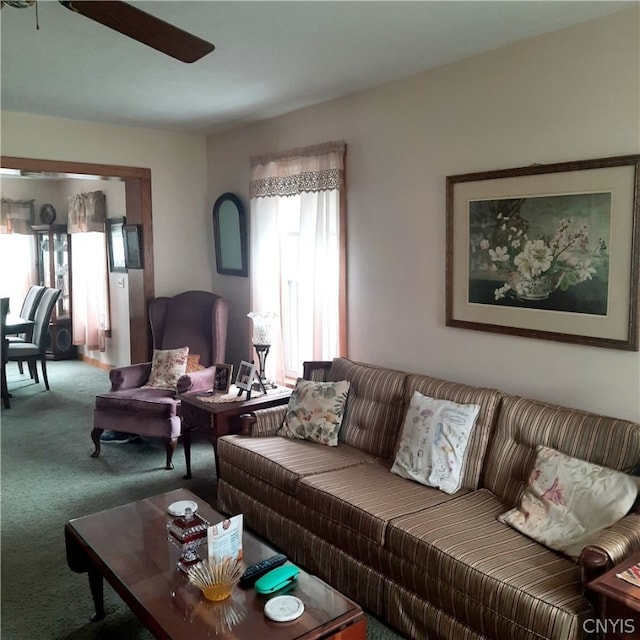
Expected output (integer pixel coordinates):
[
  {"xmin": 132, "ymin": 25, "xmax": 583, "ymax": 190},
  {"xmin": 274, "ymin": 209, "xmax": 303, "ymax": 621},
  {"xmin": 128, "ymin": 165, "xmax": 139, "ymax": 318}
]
[{"xmin": 1, "ymin": 359, "xmax": 404, "ymax": 639}]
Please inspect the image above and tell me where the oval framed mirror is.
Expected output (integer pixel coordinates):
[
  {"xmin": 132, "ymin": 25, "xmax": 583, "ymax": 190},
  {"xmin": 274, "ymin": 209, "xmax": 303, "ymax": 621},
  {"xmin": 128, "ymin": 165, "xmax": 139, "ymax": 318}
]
[{"xmin": 212, "ymin": 192, "xmax": 248, "ymax": 277}]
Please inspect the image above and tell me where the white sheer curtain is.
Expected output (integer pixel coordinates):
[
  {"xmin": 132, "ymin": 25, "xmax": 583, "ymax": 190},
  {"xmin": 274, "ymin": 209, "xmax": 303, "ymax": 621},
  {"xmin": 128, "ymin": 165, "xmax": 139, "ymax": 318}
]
[
  {"xmin": 68, "ymin": 191, "xmax": 110, "ymax": 351},
  {"xmin": 249, "ymin": 141, "xmax": 346, "ymax": 383},
  {"xmin": 0, "ymin": 199, "xmax": 37, "ymax": 314}
]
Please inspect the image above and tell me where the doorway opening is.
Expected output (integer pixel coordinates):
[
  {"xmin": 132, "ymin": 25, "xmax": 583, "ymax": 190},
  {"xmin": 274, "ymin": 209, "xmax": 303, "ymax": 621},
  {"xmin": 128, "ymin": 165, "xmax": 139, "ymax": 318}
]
[{"xmin": 1, "ymin": 156, "xmax": 154, "ymax": 364}]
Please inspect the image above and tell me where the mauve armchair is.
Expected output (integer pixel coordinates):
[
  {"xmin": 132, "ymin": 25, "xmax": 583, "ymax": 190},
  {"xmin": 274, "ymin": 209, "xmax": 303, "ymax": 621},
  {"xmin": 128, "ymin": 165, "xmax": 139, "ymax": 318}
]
[{"xmin": 91, "ymin": 290, "xmax": 229, "ymax": 470}]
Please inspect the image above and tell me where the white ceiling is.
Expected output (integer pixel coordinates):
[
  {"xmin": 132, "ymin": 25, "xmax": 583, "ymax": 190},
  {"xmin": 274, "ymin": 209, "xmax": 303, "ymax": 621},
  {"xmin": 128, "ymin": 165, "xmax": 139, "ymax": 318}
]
[{"xmin": 1, "ymin": 1, "xmax": 633, "ymax": 135}]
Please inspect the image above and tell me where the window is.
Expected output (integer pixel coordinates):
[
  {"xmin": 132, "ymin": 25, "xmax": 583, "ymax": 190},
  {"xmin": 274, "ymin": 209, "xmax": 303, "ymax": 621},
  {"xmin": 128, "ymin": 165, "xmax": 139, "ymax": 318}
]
[
  {"xmin": 0, "ymin": 199, "xmax": 37, "ymax": 313},
  {"xmin": 249, "ymin": 142, "xmax": 347, "ymax": 383},
  {"xmin": 68, "ymin": 191, "xmax": 110, "ymax": 350}
]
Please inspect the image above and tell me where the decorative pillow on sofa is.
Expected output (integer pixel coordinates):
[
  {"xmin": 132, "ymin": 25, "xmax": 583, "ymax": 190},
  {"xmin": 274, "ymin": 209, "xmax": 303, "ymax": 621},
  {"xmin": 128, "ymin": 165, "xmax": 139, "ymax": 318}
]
[
  {"xmin": 277, "ymin": 378, "xmax": 350, "ymax": 446},
  {"xmin": 143, "ymin": 347, "xmax": 189, "ymax": 390},
  {"xmin": 498, "ymin": 445, "xmax": 638, "ymax": 559},
  {"xmin": 390, "ymin": 391, "xmax": 480, "ymax": 494}
]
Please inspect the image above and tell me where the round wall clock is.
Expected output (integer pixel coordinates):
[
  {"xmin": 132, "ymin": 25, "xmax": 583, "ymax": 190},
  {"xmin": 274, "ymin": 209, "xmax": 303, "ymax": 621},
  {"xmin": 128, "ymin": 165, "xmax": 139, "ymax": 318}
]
[{"xmin": 39, "ymin": 203, "xmax": 57, "ymax": 224}]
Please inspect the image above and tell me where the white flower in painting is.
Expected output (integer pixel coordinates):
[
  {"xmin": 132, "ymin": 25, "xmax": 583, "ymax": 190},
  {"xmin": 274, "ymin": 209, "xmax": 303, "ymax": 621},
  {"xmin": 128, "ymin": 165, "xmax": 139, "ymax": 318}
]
[
  {"xmin": 480, "ymin": 238, "xmax": 490, "ymax": 250},
  {"xmin": 577, "ymin": 260, "xmax": 597, "ymax": 281},
  {"xmin": 494, "ymin": 284, "xmax": 512, "ymax": 300},
  {"xmin": 489, "ymin": 246, "xmax": 509, "ymax": 262},
  {"xmin": 514, "ymin": 240, "xmax": 553, "ymax": 277},
  {"xmin": 514, "ymin": 253, "xmax": 532, "ymax": 277},
  {"xmin": 486, "ymin": 215, "xmax": 599, "ymax": 304}
]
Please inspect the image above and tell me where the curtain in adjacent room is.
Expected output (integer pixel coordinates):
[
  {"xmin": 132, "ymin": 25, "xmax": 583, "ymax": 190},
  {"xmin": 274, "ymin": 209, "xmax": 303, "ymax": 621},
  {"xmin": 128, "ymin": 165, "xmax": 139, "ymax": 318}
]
[
  {"xmin": 68, "ymin": 190, "xmax": 110, "ymax": 351},
  {"xmin": 0, "ymin": 198, "xmax": 37, "ymax": 315},
  {"xmin": 249, "ymin": 141, "xmax": 346, "ymax": 384}
]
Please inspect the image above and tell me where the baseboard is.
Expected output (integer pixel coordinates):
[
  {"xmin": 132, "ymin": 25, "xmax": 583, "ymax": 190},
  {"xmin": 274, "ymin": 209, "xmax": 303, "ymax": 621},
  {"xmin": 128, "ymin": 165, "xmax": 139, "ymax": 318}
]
[{"xmin": 78, "ymin": 354, "xmax": 112, "ymax": 370}]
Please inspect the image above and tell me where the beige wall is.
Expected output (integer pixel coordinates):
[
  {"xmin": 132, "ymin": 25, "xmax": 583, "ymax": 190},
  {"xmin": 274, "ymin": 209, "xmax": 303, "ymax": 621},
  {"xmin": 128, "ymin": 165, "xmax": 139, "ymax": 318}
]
[
  {"xmin": 2, "ymin": 10, "xmax": 637, "ymax": 418},
  {"xmin": 1, "ymin": 113, "xmax": 210, "ymax": 297},
  {"xmin": 207, "ymin": 8, "xmax": 640, "ymax": 420}
]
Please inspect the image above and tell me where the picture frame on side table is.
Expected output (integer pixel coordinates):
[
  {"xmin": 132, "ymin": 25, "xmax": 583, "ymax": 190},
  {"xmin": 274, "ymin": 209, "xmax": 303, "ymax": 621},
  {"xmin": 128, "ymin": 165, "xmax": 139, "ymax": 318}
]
[
  {"xmin": 446, "ymin": 154, "xmax": 640, "ymax": 351},
  {"xmin": 235, "ymin": 360, "xmax": 257, "ymax": 398},
  {"xmin": 106, "ymin": 217, "xmax": 127, "ymax": 273},
  {"xmin": 214, "ymin": 364, "xmax": 234, "ymax": 394}
]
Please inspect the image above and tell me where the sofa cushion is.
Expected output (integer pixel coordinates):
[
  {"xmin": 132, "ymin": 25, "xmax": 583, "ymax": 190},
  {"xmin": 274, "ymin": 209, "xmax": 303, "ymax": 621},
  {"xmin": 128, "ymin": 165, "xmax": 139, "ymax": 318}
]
[
  {"xmin": 403, "ymin": 374, "xmax": 502, "ymax": 491},
  {"xmin": 215, "ymin": 482, "xmax": 387, "ymax": 618},
  {"xmin": 94, "ymin": 387, "xmax": 179, "ymax": 418},
  {"xmin": 297, "ymin": 460, "xmax": 466, "ymax": 545},
  {"xmin": 327, "ymin": 358, "xmax": 407, "ymax": 459},
  {"xmin": 498, "ymin": 445, "xmax": 638, "ymax": 559},
  {"xmin": 391, "ymin": 391, "xmax": 480, "ymax": 494},
  {"xmin": 386, "ymin": 489, "xmax": 591, "ymax": 640},
  {"xmin": 278, "ymin": 378, "xmax": 350, "ymax": 446},
  {"xmin": 482, "ymin": 395, "xmax": 640, "ymax": 506},
  {"xmin": 217, "ymin": 435, "xmax": 375, "ymax": 496}
]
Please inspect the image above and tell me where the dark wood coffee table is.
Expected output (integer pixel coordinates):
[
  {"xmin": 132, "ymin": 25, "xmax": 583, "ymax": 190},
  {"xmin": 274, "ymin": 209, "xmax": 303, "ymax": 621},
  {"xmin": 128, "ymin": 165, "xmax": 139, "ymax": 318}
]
[{"xmin": 65, "ymin": 488, "xmax": 366, "ymax": 640}]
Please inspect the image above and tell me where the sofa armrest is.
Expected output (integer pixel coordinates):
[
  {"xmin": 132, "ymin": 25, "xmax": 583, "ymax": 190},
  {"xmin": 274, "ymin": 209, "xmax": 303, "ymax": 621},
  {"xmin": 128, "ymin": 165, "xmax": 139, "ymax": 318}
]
[
  {"xmin": 109, "ymin": 362, "xmax": 152, "ymax": 390},
  {"xmin": 240, "ymin": 405, "xmax": 288, "ymax": 437},
  {"xmin": 303, "ymin": 360, "xmax": 332, "ymax": 381},
  {"xmin": 579, "ymin": 513, "xmax": 640, "ymax": 585},
  {"xmin": 176, "ymin": 366, "xmax": 216, "ymax": 394}
]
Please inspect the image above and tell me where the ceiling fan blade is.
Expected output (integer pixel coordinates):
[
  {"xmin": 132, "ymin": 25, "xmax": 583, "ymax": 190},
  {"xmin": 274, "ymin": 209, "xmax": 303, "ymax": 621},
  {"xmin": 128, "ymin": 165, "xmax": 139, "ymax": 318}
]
[{"xmin": 59, "ymin": 1, "xmax": 215, "ymax": 63}]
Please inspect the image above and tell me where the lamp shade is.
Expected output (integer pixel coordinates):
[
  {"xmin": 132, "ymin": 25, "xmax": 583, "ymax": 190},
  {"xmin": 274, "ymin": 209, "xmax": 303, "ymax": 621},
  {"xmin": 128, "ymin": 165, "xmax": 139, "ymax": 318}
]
[{"xmin": 247, "ymin": 311, "xmax": 276, "ymax": 345}]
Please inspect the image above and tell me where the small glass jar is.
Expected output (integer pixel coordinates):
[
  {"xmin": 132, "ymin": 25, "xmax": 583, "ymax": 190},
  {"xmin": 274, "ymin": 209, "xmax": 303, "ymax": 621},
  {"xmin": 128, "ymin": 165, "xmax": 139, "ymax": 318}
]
[{"xmin": 167, "ymin": 507, "xmax": 209, "ymax": 573}]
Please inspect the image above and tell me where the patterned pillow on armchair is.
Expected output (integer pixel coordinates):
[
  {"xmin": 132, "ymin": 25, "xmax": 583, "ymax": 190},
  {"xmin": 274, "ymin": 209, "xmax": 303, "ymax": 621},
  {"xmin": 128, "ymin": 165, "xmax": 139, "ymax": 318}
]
[{"xmin": 143, "ymin": 347, "xmax": 189, "ymax": 390}]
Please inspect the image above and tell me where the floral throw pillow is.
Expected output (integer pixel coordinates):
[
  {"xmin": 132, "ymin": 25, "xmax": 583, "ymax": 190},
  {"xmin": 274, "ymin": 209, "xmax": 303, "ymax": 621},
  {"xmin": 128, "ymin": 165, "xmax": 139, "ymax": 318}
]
[
  {"xmin": 277, "ymin": 378, "xmax": 350, "ymax": 446},
  {"xmin": 391, "ymin": 391, "xmax": 480, "ymax": 494},
  {"xmin": 498, "ymin": 446, "xmax": 638, "ymax": 559},
  {"xmin": 144, "ymin": 347, "xmax": 189, "ymax": 390}
]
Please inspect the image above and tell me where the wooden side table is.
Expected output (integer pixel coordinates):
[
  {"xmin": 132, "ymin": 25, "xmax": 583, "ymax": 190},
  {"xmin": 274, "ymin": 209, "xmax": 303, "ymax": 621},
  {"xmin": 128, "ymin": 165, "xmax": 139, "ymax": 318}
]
[
  {"xmin": 587, "ymin": 551, "xmax": 640, "ymax": 639},
  {"xmin": 178, "ymin": 386, "xmax": 291, "ymax": 479}
]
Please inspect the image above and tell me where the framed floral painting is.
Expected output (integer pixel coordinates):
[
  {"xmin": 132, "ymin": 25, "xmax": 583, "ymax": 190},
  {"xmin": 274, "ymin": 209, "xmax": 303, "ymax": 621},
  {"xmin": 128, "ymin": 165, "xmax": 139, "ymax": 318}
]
[{"xmin": 446, "ymin": 155, "xmax": 639, "ymax": 350}]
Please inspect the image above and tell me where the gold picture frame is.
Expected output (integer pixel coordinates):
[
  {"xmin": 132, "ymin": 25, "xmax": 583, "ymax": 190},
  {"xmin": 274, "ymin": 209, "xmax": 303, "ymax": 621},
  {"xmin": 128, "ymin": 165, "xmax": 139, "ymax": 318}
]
[{"xmin": 446, "ymin": 154, "xmax": 639, "ymax": 350}]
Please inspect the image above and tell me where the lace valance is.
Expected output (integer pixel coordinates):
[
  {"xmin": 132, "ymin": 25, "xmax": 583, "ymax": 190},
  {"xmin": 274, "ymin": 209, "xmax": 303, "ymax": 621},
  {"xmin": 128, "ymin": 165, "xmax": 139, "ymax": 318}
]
[
  {"xmin": 0, "ymin": 198, "xmax": 35, "ymax": 234},
  {"xmin": 250, "ymin": 141, "xmax": 345, "ymax": 198}
]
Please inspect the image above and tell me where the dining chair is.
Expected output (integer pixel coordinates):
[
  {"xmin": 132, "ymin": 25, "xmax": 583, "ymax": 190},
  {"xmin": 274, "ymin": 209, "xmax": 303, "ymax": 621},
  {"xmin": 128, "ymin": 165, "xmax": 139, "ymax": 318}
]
[
  {"xmin": 8, "ymin": 285, "xmax": 46, "ymax": 341},
  {"xmin": 7, "ymin": 288, "xmax": 61, "ymax": 391},
  {"xmin": 1, "ymin": 297, "xmax": 10, "ymax": 409},
  {"xmin": 6, "ymin": 285, "xmax": 47, "ymax": 374}
]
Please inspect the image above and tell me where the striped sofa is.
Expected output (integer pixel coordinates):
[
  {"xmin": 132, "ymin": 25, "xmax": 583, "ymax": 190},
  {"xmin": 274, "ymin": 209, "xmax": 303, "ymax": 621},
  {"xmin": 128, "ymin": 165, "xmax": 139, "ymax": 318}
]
[{"xmin": 216, "ymin": 357, "xmax": 640, "ymax": 640}]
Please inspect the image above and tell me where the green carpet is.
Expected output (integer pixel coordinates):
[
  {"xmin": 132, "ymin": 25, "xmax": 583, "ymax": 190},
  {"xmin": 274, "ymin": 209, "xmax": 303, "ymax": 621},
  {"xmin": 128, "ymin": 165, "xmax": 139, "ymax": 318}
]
[{"xmin": 1, "ymin": 360, "xmax": 404, "ymax": 639}]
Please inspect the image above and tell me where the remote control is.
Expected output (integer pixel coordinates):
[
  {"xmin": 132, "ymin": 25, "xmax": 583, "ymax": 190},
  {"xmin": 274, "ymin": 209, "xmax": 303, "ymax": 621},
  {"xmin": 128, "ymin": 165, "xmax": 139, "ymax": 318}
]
[{"xmin": 239, "ymin": 553, "xmax": 288, "ymax": 587}]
